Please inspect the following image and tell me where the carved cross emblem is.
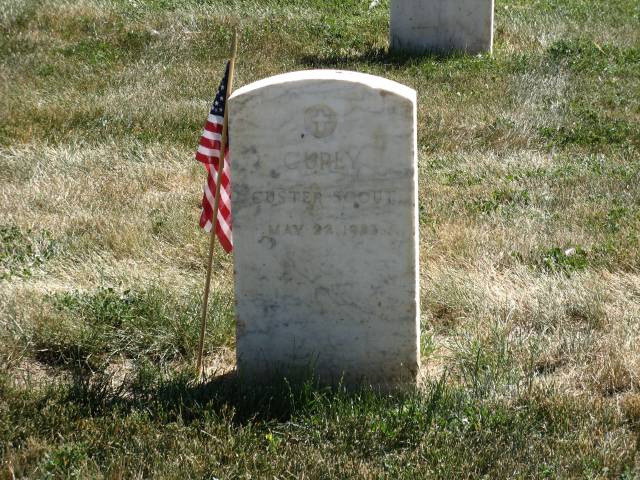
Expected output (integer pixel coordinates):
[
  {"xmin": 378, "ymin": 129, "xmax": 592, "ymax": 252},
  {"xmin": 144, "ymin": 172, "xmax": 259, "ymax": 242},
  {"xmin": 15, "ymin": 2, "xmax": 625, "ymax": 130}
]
[{"xmin": 304, "ymin": 105, "xmax": 337, "ymax": 139}]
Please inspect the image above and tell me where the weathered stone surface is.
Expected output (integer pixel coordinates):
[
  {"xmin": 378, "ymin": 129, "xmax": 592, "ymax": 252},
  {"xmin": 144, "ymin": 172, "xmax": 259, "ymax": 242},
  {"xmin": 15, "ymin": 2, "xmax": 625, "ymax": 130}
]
[
  {"xmin": 229, "ymin": 70, "xmax": 419, "ymax": 387},
  {"xmin": 391, "ymin": 0, "xmax": 494, "ymax": 54}
]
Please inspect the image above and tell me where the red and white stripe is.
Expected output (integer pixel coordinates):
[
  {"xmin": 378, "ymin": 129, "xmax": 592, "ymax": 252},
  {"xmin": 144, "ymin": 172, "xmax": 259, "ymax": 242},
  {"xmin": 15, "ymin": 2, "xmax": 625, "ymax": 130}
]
[{"xmin": 197, "ymin": 113, "xmax": 233, "ymax": 253}]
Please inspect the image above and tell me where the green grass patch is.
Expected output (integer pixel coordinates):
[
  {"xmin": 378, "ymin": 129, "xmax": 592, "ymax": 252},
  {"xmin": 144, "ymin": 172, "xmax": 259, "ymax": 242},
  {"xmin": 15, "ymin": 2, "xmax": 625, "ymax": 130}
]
[
  {"xmin": 534, "ymin": 246, "xmax": 589, "ymax": 274},
  {"xmin": 546, "ymin": 38, "xmax": 640, "ymax": 75},
  {"xmin": 590, "ymin": 205, "xmax": 631, "ymax": 234},
  {"xmin": 541, "ymin": 107, "xmax": 638, "ymax": 148},
  {"xmin": 0, "ymin": 225, "xmax": 61, "ymax": 279},
  {"xmin": 29, "ymin": 286, "xmax": 233, "ymax": 369},
  {"xmin": 470, "ymin": 188, "xmax": 531, "ymax": 215},
  {"xmin": 1, "ymin": 371, "xmax": 636, "ymax": 478},
  {"xmin": 60, "ymin": 38, "xmax": 121, "ymax": 65},
  {"xmin": 59, "ymin": 30, "xmax": 154, "ymax": 66}
]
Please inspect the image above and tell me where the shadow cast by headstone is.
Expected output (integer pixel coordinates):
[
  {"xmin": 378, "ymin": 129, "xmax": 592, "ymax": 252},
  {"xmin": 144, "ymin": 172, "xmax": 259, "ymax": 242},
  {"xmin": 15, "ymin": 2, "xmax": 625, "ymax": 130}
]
[
  {"xmin": 62, "ymin": 366, "xmax": 418, "ymax": 427},
  {"xmin": 150, "ymin": 368, "xmax": 421, "ymax": 425},
  {"xmin": 299, "ymin": 47, "xmax": 482, "ymax": 69}
]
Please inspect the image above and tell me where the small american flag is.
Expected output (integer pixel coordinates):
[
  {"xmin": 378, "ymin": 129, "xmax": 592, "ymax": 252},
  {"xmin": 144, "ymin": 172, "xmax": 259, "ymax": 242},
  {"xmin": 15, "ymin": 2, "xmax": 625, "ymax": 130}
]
[{"xmin": 196, "ymin": 62, "xmax": 232, "ymax": 253}]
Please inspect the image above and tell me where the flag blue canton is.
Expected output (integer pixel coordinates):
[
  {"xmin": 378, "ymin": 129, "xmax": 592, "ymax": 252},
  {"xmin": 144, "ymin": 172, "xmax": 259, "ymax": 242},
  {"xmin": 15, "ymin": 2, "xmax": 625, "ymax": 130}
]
[{"xmin": 210, "ymin": 62, "xmax": 230, "ymax": 117}]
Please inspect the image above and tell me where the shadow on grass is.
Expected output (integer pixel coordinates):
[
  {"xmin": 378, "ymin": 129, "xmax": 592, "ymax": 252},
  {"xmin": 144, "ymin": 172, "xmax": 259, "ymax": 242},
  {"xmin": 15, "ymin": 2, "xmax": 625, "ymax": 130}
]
[
  {"xmin": 8, "ymin": 365, "xmax": 636, "ymax": 477},
  {"xmin": 299, "ymin": 47, "xmax": 480, "ymax": 69},
  {"xmin": 62, "ymin": 366, "xmax": 425, "ymax": 426}
]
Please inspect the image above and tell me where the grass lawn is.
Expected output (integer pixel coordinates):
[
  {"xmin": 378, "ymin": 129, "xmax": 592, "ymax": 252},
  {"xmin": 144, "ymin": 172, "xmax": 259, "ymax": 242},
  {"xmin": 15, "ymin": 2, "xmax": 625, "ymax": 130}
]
[{"xmin": 1, "ymin": 0, "xmax": 639, "ymax": 477}]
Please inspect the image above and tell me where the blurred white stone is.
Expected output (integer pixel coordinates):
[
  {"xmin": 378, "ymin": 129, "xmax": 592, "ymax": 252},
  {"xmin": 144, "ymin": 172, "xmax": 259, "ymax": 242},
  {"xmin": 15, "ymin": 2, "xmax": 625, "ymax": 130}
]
[
  {"xmin": 229, "ymin": 70, "xmax": 420, "ymax": 388},
  {"xmin": 390, "ymin": 0, "xmax": 495, "ymax": 54}
]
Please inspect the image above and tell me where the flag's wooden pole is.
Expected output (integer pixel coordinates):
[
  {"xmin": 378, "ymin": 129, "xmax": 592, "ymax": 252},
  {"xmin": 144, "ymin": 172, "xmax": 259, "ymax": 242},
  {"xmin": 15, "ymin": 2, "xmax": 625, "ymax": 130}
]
[{"xmin": 196, "ymin": 28, "xmax": 238, "ymax": 380}]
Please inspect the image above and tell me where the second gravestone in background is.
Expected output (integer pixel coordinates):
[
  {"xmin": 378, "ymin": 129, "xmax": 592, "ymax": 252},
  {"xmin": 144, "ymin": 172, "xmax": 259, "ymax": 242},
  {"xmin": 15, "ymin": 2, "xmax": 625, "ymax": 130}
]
[
  {"xmin": 391, "ymin": 0, "xmax": 494, "ymax": 54},
  {"xmin": 229, "ymin": 70, "xmax": 419, "ymax": 388}
]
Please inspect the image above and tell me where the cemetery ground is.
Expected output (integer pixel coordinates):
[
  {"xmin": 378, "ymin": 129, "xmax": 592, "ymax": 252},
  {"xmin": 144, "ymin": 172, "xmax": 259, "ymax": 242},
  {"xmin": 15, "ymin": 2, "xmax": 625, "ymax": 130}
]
[{"xmin": 1, "ymin": 0, "xmax": 639, "ymax": 477}]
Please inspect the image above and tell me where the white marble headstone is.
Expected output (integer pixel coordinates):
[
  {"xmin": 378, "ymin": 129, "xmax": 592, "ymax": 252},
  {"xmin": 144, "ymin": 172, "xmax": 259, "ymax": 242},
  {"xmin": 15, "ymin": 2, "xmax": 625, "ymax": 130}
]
[
  {"xmin": 391, "ymin": 0, "xmax": 494, "ymax": 54},
  {"xmin": 229, "ymin": 70, "xmax": 419, "ymax": 387}
]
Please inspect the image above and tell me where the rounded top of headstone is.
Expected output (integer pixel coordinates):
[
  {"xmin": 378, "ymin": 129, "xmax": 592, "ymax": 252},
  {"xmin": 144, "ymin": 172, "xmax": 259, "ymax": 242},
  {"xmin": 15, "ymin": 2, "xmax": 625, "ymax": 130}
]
[{"xmin": 230, "ymin": 69, "xmax": 416, "ymax": 102}]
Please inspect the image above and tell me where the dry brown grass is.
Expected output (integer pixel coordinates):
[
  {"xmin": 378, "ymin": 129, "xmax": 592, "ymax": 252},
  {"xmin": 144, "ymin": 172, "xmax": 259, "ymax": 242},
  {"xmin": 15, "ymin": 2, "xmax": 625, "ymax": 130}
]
[{"xmin": 421, "ymin": 262, "xmax": 640, "ymax": 400}]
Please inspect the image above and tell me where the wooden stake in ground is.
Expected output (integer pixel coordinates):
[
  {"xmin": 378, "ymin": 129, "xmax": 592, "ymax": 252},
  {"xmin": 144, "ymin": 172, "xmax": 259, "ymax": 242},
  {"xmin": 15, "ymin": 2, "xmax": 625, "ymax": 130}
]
[{"xmin": 196, "ymin": 29, "xmax": 238, "ymax": 379}]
